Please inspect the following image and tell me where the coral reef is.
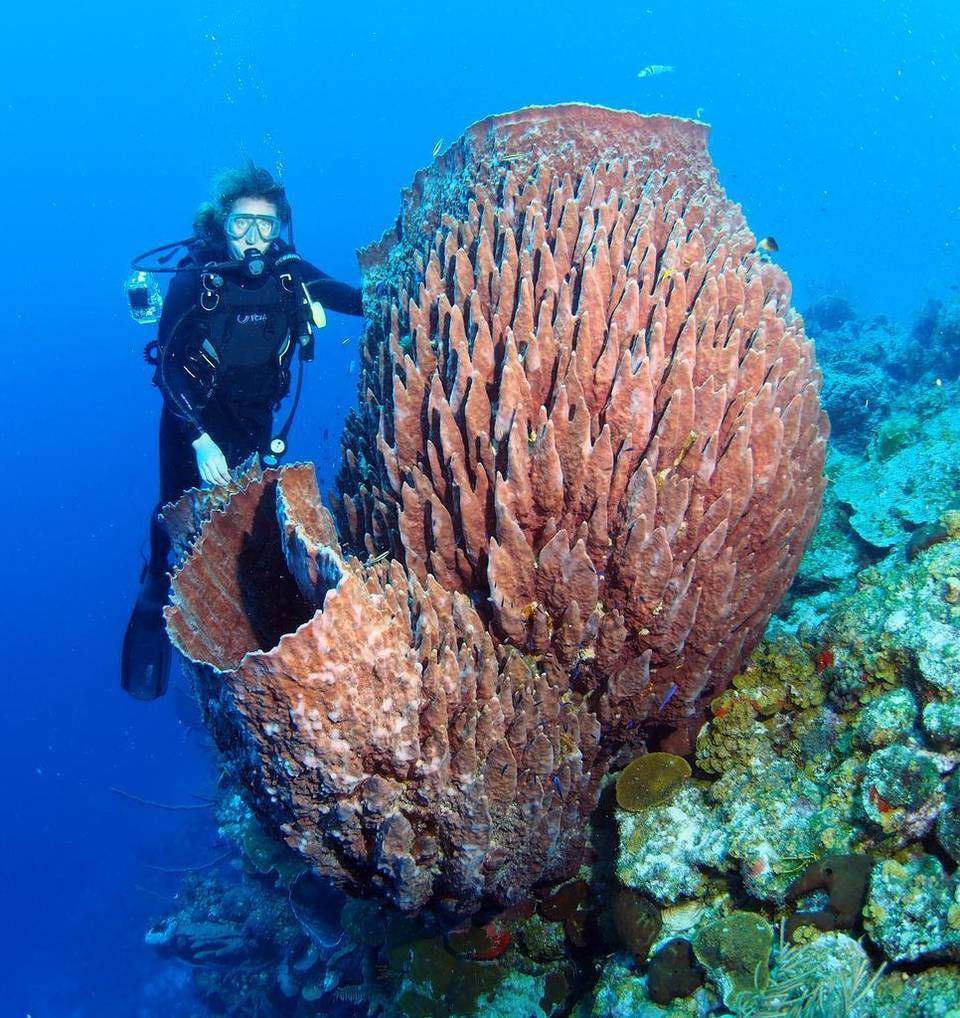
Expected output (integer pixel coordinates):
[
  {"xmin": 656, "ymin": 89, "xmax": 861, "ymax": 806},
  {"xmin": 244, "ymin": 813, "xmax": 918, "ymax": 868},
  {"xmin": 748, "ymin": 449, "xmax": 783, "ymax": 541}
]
[
  {"xmin": 142, "ymin": 795, "xmax": 368, "ymax": 1018},
  {"xmin": 831, "ymin": 396, "xmax": 960, "ymax": 549},
  {"xmin": 872, "ymin": 964, "xmax": 960, "ymax": 1017},
  {"xmin": 864, "ymin": 854, "xmax": 960, "ymax": 963},
  {"xmin": 807, "ymin": 292, "xmax": 960, "ymax": 456},
  {"xmin": 824, "ymin": 527, "xmax": 960, "ymax": 701},
  {"xmin": 617, "ymin": 782, "xmax": 728, "ymax": 902},
  {"xmin": 164, "ymin": 104, "xmax": 827, "ymax": 918},
  {"xmin": 596, "ymin": 413, "xmax": 960, "ymax": 1013},
  {"xmin": 143, "ymin": 94, "xmax": 960, "ymax": 1014}
]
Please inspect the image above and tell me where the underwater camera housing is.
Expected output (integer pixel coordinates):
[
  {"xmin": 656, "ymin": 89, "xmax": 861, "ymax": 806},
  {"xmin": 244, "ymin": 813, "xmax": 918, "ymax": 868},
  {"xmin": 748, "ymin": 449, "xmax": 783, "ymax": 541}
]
[{"xmin": 125, "ymin": 270, "xmax": 163, "ymax": 325}]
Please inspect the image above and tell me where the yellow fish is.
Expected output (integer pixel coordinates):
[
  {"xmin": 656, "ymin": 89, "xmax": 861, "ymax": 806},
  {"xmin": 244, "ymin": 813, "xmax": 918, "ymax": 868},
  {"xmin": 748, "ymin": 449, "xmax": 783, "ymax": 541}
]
[
  {"xmin": 637, "ymin": 64, "xmax": 674, "ymax": 79},
  {"xmin": 431, "ymin": 137, "xmax": 443, "ymax": 158}
]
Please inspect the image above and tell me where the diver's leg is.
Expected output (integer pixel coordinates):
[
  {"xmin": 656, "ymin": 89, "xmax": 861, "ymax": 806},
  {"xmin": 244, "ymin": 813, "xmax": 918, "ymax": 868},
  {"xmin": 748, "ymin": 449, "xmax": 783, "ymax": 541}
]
[
  {"xmin": 121, "ymin": 407, "xmax": 196, "ymax": 700},
  {"xmin": 148, "ymin": 406, "xmax": 201, "ymax": 574},
  {"xmin": 159, "ymin": 404, "xmax": 202, "ymax": 505}
]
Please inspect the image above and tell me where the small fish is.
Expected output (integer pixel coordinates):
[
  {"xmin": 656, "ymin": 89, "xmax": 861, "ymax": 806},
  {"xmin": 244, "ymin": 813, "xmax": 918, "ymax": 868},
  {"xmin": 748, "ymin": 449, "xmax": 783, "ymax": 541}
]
[
  {"xmin": 501, "ymin": 152, "xmax": 523, "ymax": 163},
  {"xmin": 551, "ymin": 774, "xmax": 564, "ymax": 799},
  {"xmin": 432, "ymin": 137, "xmax": 444, "ymax": 157},
  {"xmin": 658, "ymin": 681, "xmax": 679, "ymax": 712},
  {"xmin": 341, "ymin": 336, "xmax": 350, "ymax": 345},
  {"xmin": 695, "ymin": 106, "xmax": 705, "ymax": 119},
  {"xmin": 935, "ymin": 377, "xmax": 943, "ymax": 386},
  {"xmin": 348, "ymin": 359, "xmax": 355, "ymax": 373},
  {"xmin": 637, "ymin": 64, "xmax": 675, "ymax": 79},
  {"xmin": 322, "ymin": 428, "xmax": 329, "ymax": 440},
  {"xmin": 758, "ymin": 236, "xmax": 779, "ymax": 253}
]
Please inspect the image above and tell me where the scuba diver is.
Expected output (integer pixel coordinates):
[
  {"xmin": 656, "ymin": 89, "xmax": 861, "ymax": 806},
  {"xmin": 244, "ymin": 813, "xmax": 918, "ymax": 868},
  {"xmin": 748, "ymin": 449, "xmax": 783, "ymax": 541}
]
[{"xmin": 121, "ymin": 162, "xmax": 364, "ymax": 701}]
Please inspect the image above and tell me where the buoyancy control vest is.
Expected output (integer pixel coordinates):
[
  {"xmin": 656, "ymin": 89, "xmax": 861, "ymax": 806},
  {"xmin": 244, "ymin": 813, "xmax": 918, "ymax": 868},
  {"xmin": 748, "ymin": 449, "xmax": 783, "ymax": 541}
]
[{"xmin": 196, "ymin": 266, "xmax": 300, "ymax": 408}]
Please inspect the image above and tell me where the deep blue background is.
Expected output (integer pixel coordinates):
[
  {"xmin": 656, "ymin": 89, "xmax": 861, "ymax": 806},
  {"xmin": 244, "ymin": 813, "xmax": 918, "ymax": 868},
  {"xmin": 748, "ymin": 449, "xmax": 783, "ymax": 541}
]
[{"xmin": 1, "ymin": 1, "xmax": 957, "ymax": 1013}]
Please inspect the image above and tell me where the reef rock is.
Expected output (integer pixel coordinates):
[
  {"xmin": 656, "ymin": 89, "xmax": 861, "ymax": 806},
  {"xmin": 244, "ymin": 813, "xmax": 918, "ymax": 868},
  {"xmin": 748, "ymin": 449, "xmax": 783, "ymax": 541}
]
[{"xmin": 164, "ymin": 104, "xmax": 827, "ymax": 916}]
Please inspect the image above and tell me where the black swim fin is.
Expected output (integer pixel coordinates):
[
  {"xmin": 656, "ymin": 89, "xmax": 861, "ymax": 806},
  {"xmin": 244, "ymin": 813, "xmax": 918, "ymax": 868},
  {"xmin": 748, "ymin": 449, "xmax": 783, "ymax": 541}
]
[{"xmin": 121, "ymin": 567, "xmax": 172, "ymax": 700}]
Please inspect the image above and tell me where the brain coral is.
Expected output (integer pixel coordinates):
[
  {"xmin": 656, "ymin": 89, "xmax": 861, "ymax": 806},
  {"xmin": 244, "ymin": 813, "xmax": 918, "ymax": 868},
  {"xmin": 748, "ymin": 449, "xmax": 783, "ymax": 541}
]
[{"xmin": 164, "ymin": 104, "xmax": 828, "ymax": 917}]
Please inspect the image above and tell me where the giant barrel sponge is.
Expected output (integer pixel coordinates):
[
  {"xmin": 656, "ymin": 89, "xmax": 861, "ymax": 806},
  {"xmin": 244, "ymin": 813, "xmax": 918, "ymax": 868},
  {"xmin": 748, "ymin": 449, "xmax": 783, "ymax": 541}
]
[{"xmin": 164, "ymin": 104, "xmax": 828, "ymax": 917}]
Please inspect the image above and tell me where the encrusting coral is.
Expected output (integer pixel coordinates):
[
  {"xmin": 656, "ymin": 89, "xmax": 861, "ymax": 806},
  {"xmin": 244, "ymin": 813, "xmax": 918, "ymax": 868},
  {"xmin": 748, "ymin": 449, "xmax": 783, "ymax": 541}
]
[
  {"xmin": 163, "ymin": 104, "xmax": 827, "ymax": 917},
  {"xmin": 616, "ymin": 752, "xmax": 692, "ymax": 810}
]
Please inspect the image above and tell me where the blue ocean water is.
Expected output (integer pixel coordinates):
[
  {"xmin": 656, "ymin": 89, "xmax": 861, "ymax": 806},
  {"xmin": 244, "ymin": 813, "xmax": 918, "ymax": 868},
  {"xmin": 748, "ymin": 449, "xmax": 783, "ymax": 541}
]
[{"xmin": 1, "ymin": 1, "xmax": 957, "ymax": 1014}]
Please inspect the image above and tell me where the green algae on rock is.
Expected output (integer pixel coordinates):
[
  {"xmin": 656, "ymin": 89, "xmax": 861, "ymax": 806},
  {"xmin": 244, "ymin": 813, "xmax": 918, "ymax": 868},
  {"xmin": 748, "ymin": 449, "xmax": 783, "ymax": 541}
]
[
  {"xmin": 617, "ymin": 783, "xmax": 729, "ymax": 903},
  {"xmin": 615, "ymin": 753, "xmax": 692, "ymax": 812},
  {"xmin": 924, "ymin": 700, "xmax": 960, "ymax": 749},
  {"xmin": 861, "ymin": 744, "xmax": 943, "ymax": 839},
  {"xmin": 832, "ymin": 397, "xmax": 960, "ymax": 549},
  {"xmin": 695, "ymin": 635, "xmax": 830, "ymax": 777},
  {"xmin": 853, "ymin": 688, "xmax": 918, "ymax": 749},
  {"xmin": 937, "ymin": 771, "xmax": 960, "ymax": 864},
  {"xmin": 824, "ymin": 533, "xmax": 960, "ymax": 700},
  {"xmin": 590, "ymin": 955, "xmax": 711, "ymax": 1018},
  {"xmin": 691, "ymin": 911, "xmax": 773, "ymax": 1002},
  {"xmin": 736, "ymin": 636, "xmax": 828, "ymax": 714},
  {"xmin": 864, "ymin": 854, "xmax": 960, "ymax": 963},
  {"xmin": 871, "ymin": 963, "xmax": 960, "ymax": 1018},
  {"xmin": 518, "ymin": 913, "xmax": 568, "ymax": 962}
]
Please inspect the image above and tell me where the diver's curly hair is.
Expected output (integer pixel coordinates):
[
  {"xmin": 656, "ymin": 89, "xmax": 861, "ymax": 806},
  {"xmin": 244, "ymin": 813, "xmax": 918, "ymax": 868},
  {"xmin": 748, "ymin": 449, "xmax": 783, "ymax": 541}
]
[{"xmin": 193, "ymin": 160, "xmax": 291, "ymax": 240}]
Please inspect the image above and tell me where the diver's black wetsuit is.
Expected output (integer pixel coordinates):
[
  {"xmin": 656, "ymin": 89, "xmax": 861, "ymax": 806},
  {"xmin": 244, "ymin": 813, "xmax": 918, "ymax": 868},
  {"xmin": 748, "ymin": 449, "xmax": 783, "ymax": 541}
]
[
  {"xmin": 147, "ymin": 238, "xmax": 364, "ymax": 578},
  {"xmin": 123, "ymin": 236, "xmax": 363, "ymax": 701}
]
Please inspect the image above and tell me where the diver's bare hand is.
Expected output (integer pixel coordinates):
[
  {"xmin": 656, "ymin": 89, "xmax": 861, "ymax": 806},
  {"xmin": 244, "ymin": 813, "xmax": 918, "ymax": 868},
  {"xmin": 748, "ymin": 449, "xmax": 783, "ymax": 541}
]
[{"xmin": 192, "ymin": 433, "xmax": 231, "ymax": 486}]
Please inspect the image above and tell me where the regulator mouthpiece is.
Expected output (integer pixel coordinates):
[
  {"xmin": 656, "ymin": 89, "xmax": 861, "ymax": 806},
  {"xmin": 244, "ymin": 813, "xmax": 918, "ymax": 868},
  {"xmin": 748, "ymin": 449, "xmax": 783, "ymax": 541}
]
[{"xmin": 244, "ymin": 249, "xmax": 266, "ymax": 277}]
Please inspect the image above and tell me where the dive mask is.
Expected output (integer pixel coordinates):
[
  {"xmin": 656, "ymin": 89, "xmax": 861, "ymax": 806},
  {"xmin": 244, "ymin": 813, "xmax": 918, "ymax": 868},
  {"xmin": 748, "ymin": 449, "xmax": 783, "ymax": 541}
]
[{"xmin": 225, "ymin": 213, "xmax": 282, "ymax": 242}]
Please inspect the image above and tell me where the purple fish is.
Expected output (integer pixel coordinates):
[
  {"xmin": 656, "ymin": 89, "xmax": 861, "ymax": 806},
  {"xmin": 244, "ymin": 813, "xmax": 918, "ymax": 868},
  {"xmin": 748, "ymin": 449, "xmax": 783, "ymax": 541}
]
[{"xmin": 658, "ymin": 682, "xmax": 679, "ymax": 712}]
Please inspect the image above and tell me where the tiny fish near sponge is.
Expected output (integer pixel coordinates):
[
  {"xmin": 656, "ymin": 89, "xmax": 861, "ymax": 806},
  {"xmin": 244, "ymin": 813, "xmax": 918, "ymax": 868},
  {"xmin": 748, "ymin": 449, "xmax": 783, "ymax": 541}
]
[{"xmin": 164, "ymin": 104, "xmax": 828, "ymax": 918}]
